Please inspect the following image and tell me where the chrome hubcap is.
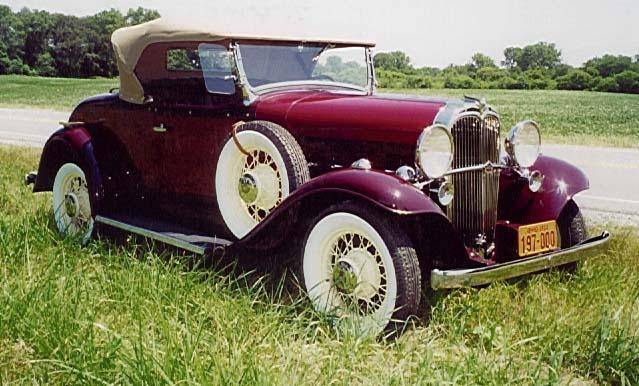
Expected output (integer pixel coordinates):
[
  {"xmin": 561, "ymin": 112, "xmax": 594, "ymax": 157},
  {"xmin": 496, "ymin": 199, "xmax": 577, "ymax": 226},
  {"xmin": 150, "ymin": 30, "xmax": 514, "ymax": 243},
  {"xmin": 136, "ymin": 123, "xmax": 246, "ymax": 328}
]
[
  {"xmin": 238, "ymin": 173, "xmax": 258, "ymax": 204},
  {"xmin": 328, "ymin": 232, "xmax": 387, "ymax": 314},
  {"xmin": 333, "ymin": 261, "xmax": 358, "ymax": 294},
  {"xmin": 64, "ymin": 193, "xmax": 79, "ymax": 218}
]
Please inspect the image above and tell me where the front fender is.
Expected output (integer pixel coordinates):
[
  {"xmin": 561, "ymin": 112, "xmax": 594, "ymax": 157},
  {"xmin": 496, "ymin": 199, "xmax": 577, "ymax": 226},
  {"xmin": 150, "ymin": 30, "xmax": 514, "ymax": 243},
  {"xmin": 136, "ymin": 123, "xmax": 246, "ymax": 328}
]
[
  {"xmin": 499, "ymin": 155, "xmax": 589, "ymax": 224},
  {"xmin": 294, "ymin": 169, "xmax": 445, "ymax": 214},
  {"xmin": 235, "ymin": 168, "xmax": 447, "ymax": 249}
]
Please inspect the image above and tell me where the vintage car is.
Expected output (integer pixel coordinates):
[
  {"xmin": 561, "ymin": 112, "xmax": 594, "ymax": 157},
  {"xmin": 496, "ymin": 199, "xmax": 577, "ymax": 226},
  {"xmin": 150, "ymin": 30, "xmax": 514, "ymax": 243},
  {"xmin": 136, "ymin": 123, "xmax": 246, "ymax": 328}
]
[{"xmin": 26, "ymin": 18, "xmax": 610, "ymax": 334}]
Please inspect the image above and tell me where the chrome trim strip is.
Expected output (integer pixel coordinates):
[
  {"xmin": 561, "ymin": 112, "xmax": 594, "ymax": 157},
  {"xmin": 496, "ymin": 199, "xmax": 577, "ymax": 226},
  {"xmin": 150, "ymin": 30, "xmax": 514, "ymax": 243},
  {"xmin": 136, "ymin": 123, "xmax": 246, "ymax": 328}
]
[
  {"xmin": 95, "ymin": 215, "xmax": 207, "ymax": 255},
  {"xmin": 443, "ymin": 161, "xmax": 508, "ymax": 176},
  {"xmin": 430, "ymin": 231, "xmax": 611, "ymax": 289}
]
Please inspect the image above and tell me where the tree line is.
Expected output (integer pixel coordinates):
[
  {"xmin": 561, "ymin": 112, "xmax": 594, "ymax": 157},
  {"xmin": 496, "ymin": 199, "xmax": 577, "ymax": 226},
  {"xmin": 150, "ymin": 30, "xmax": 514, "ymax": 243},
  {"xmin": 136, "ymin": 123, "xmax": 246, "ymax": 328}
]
[
  {"xmin": 0, "ymin": 5, "xmax": 159, "ymax": 78},
  {"xmin": 375, "ymin": 42, "xmax": 639, "ymax": 94},
  {"xmin": 1, "ymin": 6, "xmax": 638, "ymax": 94}
]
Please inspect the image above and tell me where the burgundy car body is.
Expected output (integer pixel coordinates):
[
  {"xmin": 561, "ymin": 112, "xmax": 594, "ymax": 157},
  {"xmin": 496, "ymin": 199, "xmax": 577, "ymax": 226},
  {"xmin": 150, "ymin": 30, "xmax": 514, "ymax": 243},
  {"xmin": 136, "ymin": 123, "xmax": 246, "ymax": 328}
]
[{"xmin": 31, "ymin": 32, "xmax": 608, "ymax": 289}]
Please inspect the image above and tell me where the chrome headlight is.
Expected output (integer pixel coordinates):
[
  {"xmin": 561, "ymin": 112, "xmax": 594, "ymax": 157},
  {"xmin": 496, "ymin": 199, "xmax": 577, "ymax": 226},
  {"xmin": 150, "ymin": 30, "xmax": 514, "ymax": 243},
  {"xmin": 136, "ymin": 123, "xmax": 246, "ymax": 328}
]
[
  {"xmin": 505, "ymin": 120, "xmax": 541, "ymax": 168},
  {"xmin": 415, "ymin": 125, "xmax": 453, "ymax": 178}
]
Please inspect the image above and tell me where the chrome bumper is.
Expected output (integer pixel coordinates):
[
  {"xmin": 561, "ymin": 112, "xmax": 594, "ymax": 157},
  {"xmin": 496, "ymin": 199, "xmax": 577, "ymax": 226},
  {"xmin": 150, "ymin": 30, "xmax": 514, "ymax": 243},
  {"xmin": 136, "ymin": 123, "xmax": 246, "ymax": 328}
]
[{"xmin": 431, "ymin": 231, "xmax": 610, "ymax": 289}]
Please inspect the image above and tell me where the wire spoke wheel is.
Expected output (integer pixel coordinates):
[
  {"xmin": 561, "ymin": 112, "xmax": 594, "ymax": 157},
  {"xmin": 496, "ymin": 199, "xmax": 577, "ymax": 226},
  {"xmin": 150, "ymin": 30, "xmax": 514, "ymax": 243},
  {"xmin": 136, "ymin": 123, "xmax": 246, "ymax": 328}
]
[
  {"xmin": 303, "ymin": 212, "xmax": 396, "ymax": 335},
  {"xmin": 52, "ymin": 163, "xmax": 94, "ymax": 244},
  {"xmin": 242, "ymin": 148, "xmax": 284, "ymax": 222},
  {"xmin": 329, "ymin": 231, "xmax": 388, "ymax": 316},
  {"xmin": 216, "ymin": 121, "xmax": 310, "ymax": 239},
  {"xmin": 301, "ymin": 203, "xmax": 422, "ymax": 336}
]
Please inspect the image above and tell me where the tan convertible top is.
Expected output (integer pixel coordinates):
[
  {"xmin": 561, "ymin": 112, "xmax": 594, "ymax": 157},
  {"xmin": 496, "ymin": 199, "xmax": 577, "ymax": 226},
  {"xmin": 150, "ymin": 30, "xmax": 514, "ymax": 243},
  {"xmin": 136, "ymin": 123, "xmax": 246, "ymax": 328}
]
[{"xmin": 112, "ymin": 18, "xmax": 375, "ymax": 104}]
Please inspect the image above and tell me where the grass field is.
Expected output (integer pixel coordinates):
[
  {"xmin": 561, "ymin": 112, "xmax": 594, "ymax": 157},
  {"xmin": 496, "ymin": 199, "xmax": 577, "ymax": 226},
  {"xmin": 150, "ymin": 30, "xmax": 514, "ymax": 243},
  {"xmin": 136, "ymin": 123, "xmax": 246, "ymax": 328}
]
[
  {"xmin": 384, "ymin": 88, "xmax": 639, "ymax": 148},
  {"xmin": 1, "ymin": 75, "xmax": 638, "ymax": 147},
  {"xmin": 0, "ymin": 75, "xmax": 116, "ymax": 111},
  {"xmin": 1, "ymin": 145, "xmax": 638, "ymax": 384}
]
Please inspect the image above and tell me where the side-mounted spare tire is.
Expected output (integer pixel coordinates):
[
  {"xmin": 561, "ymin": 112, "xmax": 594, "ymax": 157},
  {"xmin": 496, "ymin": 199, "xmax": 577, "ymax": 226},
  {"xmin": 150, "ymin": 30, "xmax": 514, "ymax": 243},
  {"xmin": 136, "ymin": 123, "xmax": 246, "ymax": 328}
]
[{"xmin": 215, "ymin": 121, "xmax": 310, "ymax": 239}]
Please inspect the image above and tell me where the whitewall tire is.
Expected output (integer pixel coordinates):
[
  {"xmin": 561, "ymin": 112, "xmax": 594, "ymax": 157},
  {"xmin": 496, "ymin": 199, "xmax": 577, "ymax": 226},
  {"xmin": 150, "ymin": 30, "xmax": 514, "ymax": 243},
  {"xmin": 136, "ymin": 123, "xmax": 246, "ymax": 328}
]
[
  {"xmin": 301, "ymin": 203, "xmax": 421, "ymax": 336},
  {"xmin": 215, "ymin": 121, "xmax": 309, "ymax": 239},
  {"xmin": 52, "ymin": 162, "xmax": 94, "ymax": 244}
]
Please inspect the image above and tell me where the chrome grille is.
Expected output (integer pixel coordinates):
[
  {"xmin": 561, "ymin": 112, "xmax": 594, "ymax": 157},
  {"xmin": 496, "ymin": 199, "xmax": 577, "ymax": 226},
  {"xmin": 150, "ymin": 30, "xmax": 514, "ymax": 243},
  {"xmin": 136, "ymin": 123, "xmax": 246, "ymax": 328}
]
[{"xmin": 449, "ymin": 112, "xmax": 501, "ymax": 243}]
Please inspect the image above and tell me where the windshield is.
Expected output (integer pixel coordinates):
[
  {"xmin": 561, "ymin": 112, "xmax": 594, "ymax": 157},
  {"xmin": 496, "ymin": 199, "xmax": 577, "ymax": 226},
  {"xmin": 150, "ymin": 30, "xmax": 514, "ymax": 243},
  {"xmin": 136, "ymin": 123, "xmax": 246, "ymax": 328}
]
[{"xmin": 238, "ymin": 43, "xmax": 369, "ymax": 91}]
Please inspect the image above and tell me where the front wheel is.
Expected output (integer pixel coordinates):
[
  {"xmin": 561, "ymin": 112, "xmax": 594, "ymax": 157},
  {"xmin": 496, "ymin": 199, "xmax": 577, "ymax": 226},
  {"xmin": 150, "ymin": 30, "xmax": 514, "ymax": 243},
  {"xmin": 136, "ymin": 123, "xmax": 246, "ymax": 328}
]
[
  {"xmin": 301, "ymin": 203, "xmax": 421, "ymax": 336},
  {"xmin": 556, "ymin": 199, "xmax": 588, "ymax": 271},
  {"xmin": 52, "ymin": 162, "xmax": 94, "ymax": 244}
]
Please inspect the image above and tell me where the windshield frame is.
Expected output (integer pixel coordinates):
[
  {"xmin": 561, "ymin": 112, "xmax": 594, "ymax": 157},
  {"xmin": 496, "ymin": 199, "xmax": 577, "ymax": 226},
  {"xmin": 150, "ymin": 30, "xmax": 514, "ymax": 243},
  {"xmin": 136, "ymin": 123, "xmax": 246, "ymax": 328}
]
[{"xmin": 231, "ymin": 41, "xmax": 375, "ymax": 101}]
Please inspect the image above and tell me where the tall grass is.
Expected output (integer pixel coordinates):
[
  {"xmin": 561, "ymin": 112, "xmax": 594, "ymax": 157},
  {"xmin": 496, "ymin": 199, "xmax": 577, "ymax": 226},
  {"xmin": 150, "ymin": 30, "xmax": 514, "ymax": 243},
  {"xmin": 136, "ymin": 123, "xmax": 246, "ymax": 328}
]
[{"xmin": 1, "ymin": 144, "xmax": 638, "ymax": 384}]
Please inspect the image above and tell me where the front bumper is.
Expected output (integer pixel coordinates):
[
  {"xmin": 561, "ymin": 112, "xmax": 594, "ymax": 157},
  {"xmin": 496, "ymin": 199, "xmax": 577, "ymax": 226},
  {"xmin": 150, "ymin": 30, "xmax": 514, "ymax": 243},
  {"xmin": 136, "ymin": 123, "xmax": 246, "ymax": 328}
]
[{"xmin": 430, "ymin": 231, "xmax": 610, "ymax": 289}]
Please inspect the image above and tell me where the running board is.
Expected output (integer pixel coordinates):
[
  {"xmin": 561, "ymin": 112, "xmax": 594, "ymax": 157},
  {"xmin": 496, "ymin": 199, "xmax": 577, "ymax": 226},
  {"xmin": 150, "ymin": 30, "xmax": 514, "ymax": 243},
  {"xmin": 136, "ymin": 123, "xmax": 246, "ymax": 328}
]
[{"xmin": 95, "ymin": 215, "xmax": 232, "ymax": 256}]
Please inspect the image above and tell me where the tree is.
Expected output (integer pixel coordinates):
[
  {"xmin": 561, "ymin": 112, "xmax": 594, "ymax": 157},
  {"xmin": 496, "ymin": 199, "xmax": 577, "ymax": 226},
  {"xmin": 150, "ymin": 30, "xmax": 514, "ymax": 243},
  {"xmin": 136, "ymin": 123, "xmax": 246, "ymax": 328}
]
[
  {"xmin": 125, "ymin": 7, "xmax": 160, "ymax": 25},
  {"xmin": 502, "ymin": 47, "xmax": 522, "ymax": 69},
  {"xmin": 373, "ymin": 51, "xmax": 412, "ymax": 72},
  {"xmin": 0, "ymin": 5, "xmax": 24, "ymax": 74},
  {"xmin": 34, "ymin": 51, "xmax": 55, "ymax": 76},
  {"xmin": 583, "ymin": 55, "xmax": 633, "ymax": 78},
  {"xmin": 470, "ymin": 53, "xmax": 496, "ymax": 70},
  {"xmin": 15, "ymin": 8, "xmax": 53, "ymax": 71},
  {"xmin": 502, "ymin": 42, "xmax": 561, "ymax": 71}
]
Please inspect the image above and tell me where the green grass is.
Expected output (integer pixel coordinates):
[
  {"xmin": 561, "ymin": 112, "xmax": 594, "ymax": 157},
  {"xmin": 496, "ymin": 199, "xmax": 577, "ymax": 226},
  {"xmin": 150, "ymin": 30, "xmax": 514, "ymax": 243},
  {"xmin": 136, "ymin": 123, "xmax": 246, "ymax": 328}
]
[
  {"xmin": 0, "ymin": 75, "xmax": 116, "ymax": 111},
  {"xmin": 1, "ymin": 75, "xmax": 638, "ymax": 147},
  {"xmin": 385, "ymin": 88, "xmax": 639, "ymax": 148},
  {"xmin": 1, "ymin": 144, "xmax": 639, "ymax": 384}
]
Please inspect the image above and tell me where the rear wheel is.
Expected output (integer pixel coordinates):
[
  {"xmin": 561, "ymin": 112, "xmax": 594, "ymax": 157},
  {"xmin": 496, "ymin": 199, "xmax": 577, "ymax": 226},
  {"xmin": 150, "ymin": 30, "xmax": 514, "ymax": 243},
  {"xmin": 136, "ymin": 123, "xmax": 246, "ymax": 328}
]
[
  {"xmin": 52, "ymin": 162, "xmax": 94, "ymax": 244},
  {"xmin": 300, "ymin": 202, "xmax": 421, "ymax": 336}
]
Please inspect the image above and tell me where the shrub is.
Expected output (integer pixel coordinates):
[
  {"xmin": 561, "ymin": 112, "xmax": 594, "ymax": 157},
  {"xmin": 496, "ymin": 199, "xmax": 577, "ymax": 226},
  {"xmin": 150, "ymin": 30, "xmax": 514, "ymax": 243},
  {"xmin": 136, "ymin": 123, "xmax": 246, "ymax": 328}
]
[
  {"xmin": 444, "ymin": 74, "xmax": 477, "ymax": 89},
  {"xmin": 523, "ymin": 69, "xmax": 556, "ymax": 89},
  {"xmin": 614, "ymin": 70, "xmax": 639, "ymax": 94},
  {"xmin": 556, "ymin": 69, "xmax": 593, "ymax": 90},
  {"xmin": 376, "ymin": 69, "xmax": 408, "ymax": 88},
  {"xmin": 406, "ymin": 75, "xmax": 432, "ymax": 89},
  {"xmin": 591, "ymin": 77, "xmax": 618, "ymax": 92},
  {"xmin": 499, "ymin": 74, "xmax": 527, "ymax": 89}
]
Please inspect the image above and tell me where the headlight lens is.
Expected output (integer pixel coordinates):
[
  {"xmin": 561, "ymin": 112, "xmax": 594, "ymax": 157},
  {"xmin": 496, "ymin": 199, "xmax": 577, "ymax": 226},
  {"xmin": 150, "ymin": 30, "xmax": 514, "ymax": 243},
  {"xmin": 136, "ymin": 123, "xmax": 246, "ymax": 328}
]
[
  {"xmin": 415, "ymin": 125, "xmax": 453, "ymax": 178},
  {"xmin": 506, "ymin": 120, "xmax": 541, "ymax": 168}
]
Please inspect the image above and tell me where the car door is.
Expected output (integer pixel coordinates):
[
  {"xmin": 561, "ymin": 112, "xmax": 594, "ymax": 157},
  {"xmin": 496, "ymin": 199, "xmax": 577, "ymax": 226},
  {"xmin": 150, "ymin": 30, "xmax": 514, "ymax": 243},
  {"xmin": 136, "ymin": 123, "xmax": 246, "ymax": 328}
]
[{"xmin": 152, "ymin": 43, "xmax": 245, "ymax": 234}]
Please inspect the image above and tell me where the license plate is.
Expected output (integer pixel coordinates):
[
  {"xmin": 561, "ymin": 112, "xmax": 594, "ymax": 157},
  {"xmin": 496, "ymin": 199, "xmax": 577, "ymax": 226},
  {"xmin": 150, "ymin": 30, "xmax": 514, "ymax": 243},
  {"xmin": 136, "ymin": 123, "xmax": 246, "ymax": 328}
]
[{"xmin": 518, "ymin": 220, "xmax": 559, "ymax": 257}]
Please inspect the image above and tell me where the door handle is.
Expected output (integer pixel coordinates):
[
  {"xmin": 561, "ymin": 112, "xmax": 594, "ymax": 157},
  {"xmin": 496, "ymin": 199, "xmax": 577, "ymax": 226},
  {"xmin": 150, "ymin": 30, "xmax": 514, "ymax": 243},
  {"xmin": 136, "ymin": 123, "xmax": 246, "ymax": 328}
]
[{"xmin": 153, "ymin": 124, "xmax": 168, "ymax": 133}]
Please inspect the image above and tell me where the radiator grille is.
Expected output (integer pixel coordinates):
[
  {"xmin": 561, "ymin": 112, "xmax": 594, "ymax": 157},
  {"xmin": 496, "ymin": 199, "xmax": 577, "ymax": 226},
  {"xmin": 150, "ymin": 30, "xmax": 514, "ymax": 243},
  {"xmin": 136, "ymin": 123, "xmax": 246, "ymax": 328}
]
[{"xmin": 449, "ymin": 113, "xmax": 501, "ymax": 243}]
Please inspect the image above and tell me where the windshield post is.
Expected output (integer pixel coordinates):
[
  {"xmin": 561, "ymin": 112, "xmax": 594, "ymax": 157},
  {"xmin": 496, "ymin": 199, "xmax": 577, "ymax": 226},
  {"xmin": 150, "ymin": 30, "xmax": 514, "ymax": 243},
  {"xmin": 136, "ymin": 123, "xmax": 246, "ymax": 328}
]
[
  {"xmin": 230, "ymin": 42, "xmax": 257, "ymax": 106},
  {"xmin": 366, "ymin": 47, "xmax": 375, "ymax": 95}
]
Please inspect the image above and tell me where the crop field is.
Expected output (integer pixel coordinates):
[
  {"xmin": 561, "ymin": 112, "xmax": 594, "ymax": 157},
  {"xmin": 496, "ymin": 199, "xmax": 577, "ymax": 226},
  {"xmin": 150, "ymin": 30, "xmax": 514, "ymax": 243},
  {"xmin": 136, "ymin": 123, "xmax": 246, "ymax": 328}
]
[
  {"xmin": 0, "ymin": 75, "xmax": 638, "ymax": 148},
  {"xmin": 1, "ymin": 145, "xmax": 638, "ymax": 384}
]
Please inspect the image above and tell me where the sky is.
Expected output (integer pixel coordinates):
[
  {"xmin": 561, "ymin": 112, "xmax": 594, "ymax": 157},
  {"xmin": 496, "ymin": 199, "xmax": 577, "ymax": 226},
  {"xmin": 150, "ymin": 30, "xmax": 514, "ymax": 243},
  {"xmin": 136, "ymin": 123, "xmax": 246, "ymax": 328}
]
[{"xmin": 3, "ymin": 0, "xmax": 639, "ymax": 68}]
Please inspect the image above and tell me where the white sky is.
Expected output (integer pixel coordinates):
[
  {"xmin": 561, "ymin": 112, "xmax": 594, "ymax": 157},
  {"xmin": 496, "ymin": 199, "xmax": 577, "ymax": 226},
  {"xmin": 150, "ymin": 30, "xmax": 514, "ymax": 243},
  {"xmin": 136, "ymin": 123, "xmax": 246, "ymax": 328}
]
[{"xmin": 4, "ymin": 0, "xmax": 639, "ymax": 68}]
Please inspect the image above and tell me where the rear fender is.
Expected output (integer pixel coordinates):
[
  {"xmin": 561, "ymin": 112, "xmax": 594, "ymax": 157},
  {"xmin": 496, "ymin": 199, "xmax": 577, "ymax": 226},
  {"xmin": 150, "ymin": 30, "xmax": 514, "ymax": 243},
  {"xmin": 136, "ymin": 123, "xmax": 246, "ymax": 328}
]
[
  {"xmin": 33, "ymin": 127, "xmax": 102, "ymax": 215},
  {"xmin": 498, "ymin": 155, "xmax": 589, "ymax": 224}
]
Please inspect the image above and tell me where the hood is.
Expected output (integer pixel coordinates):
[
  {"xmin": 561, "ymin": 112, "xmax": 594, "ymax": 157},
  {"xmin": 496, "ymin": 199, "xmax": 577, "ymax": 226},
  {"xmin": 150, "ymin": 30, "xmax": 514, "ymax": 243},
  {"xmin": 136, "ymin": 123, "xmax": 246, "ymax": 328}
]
[{"xmin": 252, "ymin": 90, "xmax": 448, "ymax": 145}]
